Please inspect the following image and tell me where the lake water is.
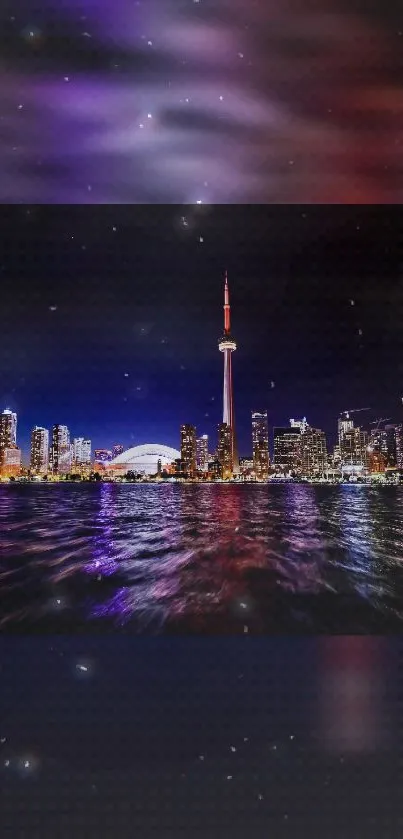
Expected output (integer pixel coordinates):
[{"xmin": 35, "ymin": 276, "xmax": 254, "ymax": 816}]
[{"xmin": 1, "ymin": 483, "xmax": 403, "ymax": 633}]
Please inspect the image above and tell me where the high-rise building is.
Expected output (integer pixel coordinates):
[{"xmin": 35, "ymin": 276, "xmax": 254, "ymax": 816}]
[
  {"xmin": 273, "ymin": 426, "xmax": 302, "ymax": 474},
  {"xmin": 2, "ymin": 446, "xmax": 21, "ymax": 478},
  {"xmin": 218, "ymin": 272, "xmax": 238, "ymax": 474},
  {"xmin": 239, "ymin": 457, "xmax": 254, "ymax": 475},
  {"xmin": 300, "ymin": 427, "xmax": 327, "ymax": 477},
  {"xmin": 73, "ymin": 438, "xmax": 91, "ymax": 466},
  {"xmin": 50, "ymin": 425, "xmax": 71, "ymax": 475},
  {"xmin": 196, "ymin": 435, "xmax": 209, "ymax": 472},
  {"xmin": 252, "ymin": 411, "xmax": 270, "ymax": 480},
  {"xmin": 0, "ymin": 409, "xmax": 17, "ymax": 466},
  {"xmin": 385, "ymin": 424, "xmax": 399, "ymax": 468},
  {"xmin": 290, "ymin": 417, "xmax": 309, "ymax": 434},
  {"xmin": 395, "ymin": 425, "xmax": 403, "ymax": 469},
  {"xmin": 30, "ymin": 427, "xmax": 49, "ymax": 474},
  {"xmin": 217, "ymin": 422, "xmax": 233, "ymax": 478},
  {"xmin": 180, "ymin": 424, "xmax": 197, "ymax": 476},
  {"xmin": 112, "ymin": 444, "xmax": 124, "ymax": 460},
  {"xmin": 338, "ymin": 416, "xmax": 368, "ymax": 474}
]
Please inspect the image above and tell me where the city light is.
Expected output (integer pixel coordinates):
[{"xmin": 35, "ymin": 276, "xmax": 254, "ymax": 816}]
[{"xmin": 0, "ymin": 275, "xmax": 402, "ymax": 485}]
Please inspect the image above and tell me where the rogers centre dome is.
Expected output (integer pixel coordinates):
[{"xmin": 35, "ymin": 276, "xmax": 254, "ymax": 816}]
[{"xmin": 107, "ymin": 444, "xmax": 181, "ymax": 476}]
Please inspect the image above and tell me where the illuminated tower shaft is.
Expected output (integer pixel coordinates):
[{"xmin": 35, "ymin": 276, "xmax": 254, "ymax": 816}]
[{"xmin": 219, "ymin": 273, "xmax": 239, "ymax": 473}]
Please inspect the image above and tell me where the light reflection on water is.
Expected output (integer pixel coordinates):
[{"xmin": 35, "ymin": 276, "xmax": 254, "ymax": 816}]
[{"xmin": 1, "ymin": 483, "xmax": 403, "ymax": 633}]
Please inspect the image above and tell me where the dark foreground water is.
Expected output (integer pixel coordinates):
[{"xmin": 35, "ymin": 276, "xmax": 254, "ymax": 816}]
[{"xmin": 1, "ymin": 483, "xmax": 403, "ymax": 633}]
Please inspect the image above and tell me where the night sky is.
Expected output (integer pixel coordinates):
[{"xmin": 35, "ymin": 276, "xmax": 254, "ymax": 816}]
[
  {"xmin": 1, "ymin": 205, "xmax": 403, "ymax": 461},
  {"xmin": 1, "ymin": 0, "xmax": 403, "ymax": 203},
  {"xmin": 1, "ymin": 637, "xmax": 402, "ymax": 838}
]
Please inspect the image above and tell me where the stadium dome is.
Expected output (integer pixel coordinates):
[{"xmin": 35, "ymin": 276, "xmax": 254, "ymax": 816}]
[{"xmin": 108, "ymin": 444, "xmax": 180, "ymax": 475}]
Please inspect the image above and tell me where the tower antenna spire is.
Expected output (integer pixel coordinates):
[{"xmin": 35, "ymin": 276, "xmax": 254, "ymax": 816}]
[{"xmin": 224, "ymin": 270, "xmax": 231, "ymax": 335}]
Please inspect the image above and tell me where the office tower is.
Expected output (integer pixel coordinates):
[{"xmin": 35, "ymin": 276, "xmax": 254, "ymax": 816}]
[
  {"xmin": 196, "ymin": 435, "xmax": 209, "ymax": 472},
  {"xmin": 369, "ymin": 427, "xmax": 388, "ymax": 463},
  {"xmin": 273, "ymin": 425, "xmax": 302, "ymax": 474},
  {"xmin": 300, "ymin": 427, "xmax": 328, "ymax": 477},
  {"xmin": 218, "ymin": 272, "xmax": 238, "ymax": 474},
  {"xmin": 50, "ymin": 425, "xmax": 71, "ymax": 475},
  {"xmin": 112, "ymin": 444, "xmax": 124, "ymax": 460},
  {"xmin": 338, "ymin": 416, "xmax": 368, "ymax": 474},
  {"xmin": 290, "ymin": 417, "xmax": 308, "ymax": 434},
  {"xmin": 208, "ymin": 458, "xmax": 223, "ymax": 480},
  {"xmin": 367, "ymin": 450, "xmax": 386, "ymax": 474},
  {"xmin": 395, "ymin": 425, "xmax": 403, "ymax": 469},
  {"xmin": 252, "ymin": 411, "xmax": 270, "ymax": 480},
  {"xmin": 180, "ymin": 424, "xmax": 197, "ymax": 476},
  {"xmin": 385, "ymin": 424, "xmax": 399, "ymax": 468},
  {"xmin": 239, "ymin": 457, "xmax": 254, "ymax": 475},
  {"xmin": 0, "ymin": 409, "xmax": 17, "ymax": 466},
  {"xmin": 73, "ymin": 438, "xmax": 91, "ymax": 466},
  {"xmin": 1, "ymin": 446, "xmax": 21, "ymax": 478},
  {"xmin": 217, "ymin": 422, "xmax": 233, "ymax": 478},
  {"xmin": 30, "ymin": 427, "xmax": 49, "ymax": 474}
]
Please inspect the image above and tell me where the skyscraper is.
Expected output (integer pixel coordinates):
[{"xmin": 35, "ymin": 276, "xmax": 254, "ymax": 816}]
[
  {"xmin": 31, "ymin": 427, "xmax": 49, "ymax": 474},
  {"xmin": 300, "ymin": 427, "xmax": 327, "ymax": 477},
  {"xmin": 395, "ymin": 425, "xmax": 403, "ymax": 469},
  {"xmin": 112, "ymin": 444, "xmax": 124, "ymax": 460},
  {"xmin": 180, "ymin": 424, "xmax": 197, "ymax": 476},
  {"xmin": 217, "ymin": 422, "xmax": 233, "ymax": 479},
  {"xmin": 338, "ymin": 416, "xmax": 368, "ymax": 474},
  {"xmin": 50, "ymin": 425, "xmax": 71, "ymax": 475},
  {"xmin": 252, "ymin": 411, "xmax": 270, "ymax": 480},
  {"xmin": 73, "ymin": 438, "xmax": 91, "ymax": 466},
  {"xmin": 0, "ymin": 409, "xmax": 17, "ymax": 466},
  {"xmin": 218, "ymin": 272, "xmax": 238, "ymax": 474},
  {"xmin": 2, "ymin": 446, "xmax": 21, "ymax": 478},
  {"xmin": 290, "ymin": 417, "xmax": 309, "ymax": 434},
  {"xmin": 196, "ymin": 435, "xmax": 209, "ymax": 472},
  {"xmin": 273, "ymin": 425, "xmax": 302, "ymax": 475}
]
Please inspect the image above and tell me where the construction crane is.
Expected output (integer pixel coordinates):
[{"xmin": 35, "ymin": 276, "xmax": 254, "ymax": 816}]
[
  {"xmin": 370, "ymin": 418, "xmax": 391, "ymax": 433},
  {"xmin": 340, "ymin": 408, "xmax": 370, "ymax": 420}
]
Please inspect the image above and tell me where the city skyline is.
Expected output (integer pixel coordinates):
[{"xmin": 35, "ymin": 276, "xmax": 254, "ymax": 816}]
[{"xmin": 1, "ymin": 206, "xmax": 403, "ymax": 460}]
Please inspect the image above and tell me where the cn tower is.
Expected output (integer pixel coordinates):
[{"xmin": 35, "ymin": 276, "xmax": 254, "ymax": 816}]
[{"xmin": 218, "ymin": 272, "xmax": 239, "ymax": 473}]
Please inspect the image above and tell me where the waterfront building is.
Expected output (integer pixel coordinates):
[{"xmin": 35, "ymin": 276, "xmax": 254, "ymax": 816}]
[
  {"xmin": 290, "ymin": 417, "xmax": 308, "ymax": 434},
  {"xmin": 93, "ymin": 449, "xmax": 112, "ymax": 472},
  {"xmin": 300, "ymin": 427, "xmax": 328, "ymax": 477},
  {"xmin": 273, "ymin": 425, "xmax": 302, "ymax": 475},
  {"xmin": 338, "ymin": 416, "xmax": 368, "ymax": 475},
  {"xmin": 0, "ymin": 409, "xmax": 17, "ymax": 467},
  {"xmin": 208, "ymin": 458, "xmax": 223, "ymax": 480},
  {"xmin": 218, "ymin": 272, "xmax": 238, "ymax": 474},
  {"xmin": 395, "ymin": 425, "xmax": 403, "ymax": 469},
  {"xmin": 73, "ymin": 438, "xmax": 91, "ymax": 466},
  {"xmin": 180, "ymin": 424, "xmax": 197, "ymax": 476},
  {"xmin": 252, "ymin": 411, "xmax": 270, "ymax": 480},
  {"xmin": 1, "ymin": 445, "xmax": 21, "ymax": 478},
  {"xmin": 239, "ymin": 457, "xmax": 254, "ymax": 476},
  {"xmin": 196, "ymin": 435, "xmax": 209, "ymax": 472},
  {"xmin": 50, "ymin": 425, "xmax": 72, "ymax": 475},
  {"xmin": 107, "ymin": 444, "xmax": 181, "ymax": 478},
  {"xmin": 30, "ymin": 426, "xmax": 49, "ymax": 474},
  {"xmin": 217, "ymin": 422, "xmax": 233, "ymax": 478}
]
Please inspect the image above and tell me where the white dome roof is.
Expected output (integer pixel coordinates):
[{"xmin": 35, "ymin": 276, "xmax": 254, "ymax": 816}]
[{"xmin": 109, "ymin": 444, "xmax": 180, "ymax": 475}]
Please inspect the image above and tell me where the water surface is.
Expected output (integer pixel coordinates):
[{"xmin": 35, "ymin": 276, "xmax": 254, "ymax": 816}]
[{"xmin": 1, "ymin": 483, "xmax": 403, "ymax": 633}]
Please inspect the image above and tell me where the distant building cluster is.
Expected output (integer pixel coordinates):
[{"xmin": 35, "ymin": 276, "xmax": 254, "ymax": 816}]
[
  {"xmin": 0, "ymin": 411, "xmax": 122, "ymax": 482},
  {"xmin": 1, "ymin": 276, "xmax": 403, "ymax": 484}
]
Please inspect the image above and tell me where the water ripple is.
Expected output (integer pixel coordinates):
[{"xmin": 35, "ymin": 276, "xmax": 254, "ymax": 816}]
[{"xmin": 1, "ymin": 483, "xmax": 403, "ymax": 633}]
